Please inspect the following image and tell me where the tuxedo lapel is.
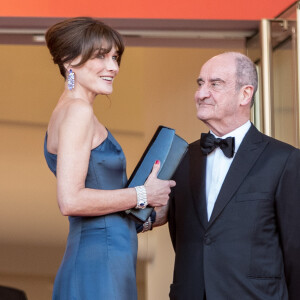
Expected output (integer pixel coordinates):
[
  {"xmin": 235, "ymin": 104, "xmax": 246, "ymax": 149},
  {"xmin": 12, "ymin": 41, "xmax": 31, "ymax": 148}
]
[
  {"xmin": 207, "ymin": 125, "xmax": 269, "ymax": 229},
  {"xmin": 189, "ymin": 141, "xmax": 208, "ymax": 229}
]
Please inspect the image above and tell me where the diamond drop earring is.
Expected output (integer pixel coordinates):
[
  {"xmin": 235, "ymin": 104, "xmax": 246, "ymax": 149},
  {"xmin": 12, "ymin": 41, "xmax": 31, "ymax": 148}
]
[{"xmin": 67, "ymin": 69, "xmax": 75, "ymax": 90}]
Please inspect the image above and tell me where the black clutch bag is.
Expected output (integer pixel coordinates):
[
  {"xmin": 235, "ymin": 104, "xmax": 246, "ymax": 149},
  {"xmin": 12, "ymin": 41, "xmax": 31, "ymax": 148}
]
[{"xmin": 125, "ymin": 126, "xmax": 188, "ymax": 223}]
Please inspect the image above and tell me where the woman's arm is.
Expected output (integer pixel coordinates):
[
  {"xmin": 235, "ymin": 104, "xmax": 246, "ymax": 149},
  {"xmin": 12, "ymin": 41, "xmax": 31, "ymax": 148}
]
[{"xmin": 55, "ymin": 100, "xmax": 174, "ymax": 216}]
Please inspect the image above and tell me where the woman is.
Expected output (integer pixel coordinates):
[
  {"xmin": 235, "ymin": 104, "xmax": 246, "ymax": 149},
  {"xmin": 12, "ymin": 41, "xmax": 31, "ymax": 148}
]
[{"xmin": 44, "ymin": 17, "xmax": 175, "ymax": 300}]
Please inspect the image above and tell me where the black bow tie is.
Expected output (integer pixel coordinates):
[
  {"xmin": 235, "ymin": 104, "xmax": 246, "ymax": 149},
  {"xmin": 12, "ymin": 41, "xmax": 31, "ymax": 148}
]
[{"xmin": 200, "ymin": 133, "xmax": 235, "ymax": 158}]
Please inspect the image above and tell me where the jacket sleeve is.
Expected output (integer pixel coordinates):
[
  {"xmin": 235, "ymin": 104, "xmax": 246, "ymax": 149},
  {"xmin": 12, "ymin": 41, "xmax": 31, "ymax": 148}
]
[
  {"xmin": 275, "ymin": 148, "xmax": 300, "ymax": 300},
  {"xmin": 168, "ymin": 189, "xmax": 176, "ymax": 251}
]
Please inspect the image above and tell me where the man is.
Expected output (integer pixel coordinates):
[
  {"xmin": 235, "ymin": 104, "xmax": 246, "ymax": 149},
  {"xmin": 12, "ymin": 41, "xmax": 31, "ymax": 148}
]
[{"xmin": 168, "ymin": 52, "xmax": 300, "ymax": 300}]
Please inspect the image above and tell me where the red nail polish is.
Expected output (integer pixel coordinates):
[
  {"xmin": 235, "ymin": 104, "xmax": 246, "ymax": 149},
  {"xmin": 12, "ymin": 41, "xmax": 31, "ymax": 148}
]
[{"xmin": 155, "ymin": 160, "xmax": 160, "ymax": 164}]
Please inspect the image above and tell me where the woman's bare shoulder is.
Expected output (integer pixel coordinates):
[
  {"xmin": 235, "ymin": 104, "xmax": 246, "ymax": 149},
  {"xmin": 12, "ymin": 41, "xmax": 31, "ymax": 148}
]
[
  {"xmin": 48, "ymin": 98, "xmax": 95, "ymax": 140},
  {"xmin": 51, "ymin": 98, "xmax": 93, "ymax": 130}
]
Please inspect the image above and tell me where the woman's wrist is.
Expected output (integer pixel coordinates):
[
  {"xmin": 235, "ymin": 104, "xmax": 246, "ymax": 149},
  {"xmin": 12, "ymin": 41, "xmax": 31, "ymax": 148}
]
[{"xmin": 134, "ymin": 185, "xmax": 148, "ymax": 209}]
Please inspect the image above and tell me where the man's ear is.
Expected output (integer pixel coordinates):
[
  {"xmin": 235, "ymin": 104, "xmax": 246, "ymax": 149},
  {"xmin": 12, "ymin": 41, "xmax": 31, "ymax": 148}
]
[{"xmin": 240, "ymin": 85, "xmax": 254, "ymax": 106}]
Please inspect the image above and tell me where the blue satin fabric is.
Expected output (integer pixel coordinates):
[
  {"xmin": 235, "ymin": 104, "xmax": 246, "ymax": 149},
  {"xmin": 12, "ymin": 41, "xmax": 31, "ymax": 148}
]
[{"xmin": 44, "ymin": 131, "xmax": 138, "ymax": 300}]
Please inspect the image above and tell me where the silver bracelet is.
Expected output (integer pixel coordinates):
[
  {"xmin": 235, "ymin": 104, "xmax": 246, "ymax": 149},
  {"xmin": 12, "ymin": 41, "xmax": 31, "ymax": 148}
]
[
  {"xmin": 134, "ymin": 185, "xmax": 148, "ymax": 209},
  {"xmin": 142, "ymin": 216, "xmax": 152, "ymax": 233}
]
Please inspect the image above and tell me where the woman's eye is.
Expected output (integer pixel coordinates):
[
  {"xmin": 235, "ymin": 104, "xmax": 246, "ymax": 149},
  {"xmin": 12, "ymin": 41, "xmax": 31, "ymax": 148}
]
[{"xmin": 112, "ymin": 55, "xmax": 119, "ymax": 61}]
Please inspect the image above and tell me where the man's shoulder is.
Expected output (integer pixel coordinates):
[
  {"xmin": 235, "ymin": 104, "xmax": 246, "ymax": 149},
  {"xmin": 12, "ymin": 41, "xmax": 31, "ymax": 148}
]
[
  {"xmin": 0, "ymin": 286, "xmax": 27, "ymax": 299},
  {"xmin": 259, "ymin": 130, "xmax": 299, "ymax": 153},
  {"xmin": 189, "ymin": 139, "xmax": 200, "ymax": 148},
  {"xmin": 171, "ymin": 140, "xmax": 200, "ymax": 178},
  {"xmin": 246, "ymin": 124, "xmax": 298, "ymax": 153}
]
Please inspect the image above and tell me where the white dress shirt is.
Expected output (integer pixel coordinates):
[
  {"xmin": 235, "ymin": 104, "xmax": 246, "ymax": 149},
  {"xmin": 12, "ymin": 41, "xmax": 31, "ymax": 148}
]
[{"xmin": 205, "ymin": 121, "xmax": 251, "ymax": 220}]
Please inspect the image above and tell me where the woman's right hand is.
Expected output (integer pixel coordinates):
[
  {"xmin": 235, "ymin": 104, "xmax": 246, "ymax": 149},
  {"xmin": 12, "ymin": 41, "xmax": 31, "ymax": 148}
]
[{"xmin": 144, "ymin": 160, "xmax": 176, "ymax": 207}]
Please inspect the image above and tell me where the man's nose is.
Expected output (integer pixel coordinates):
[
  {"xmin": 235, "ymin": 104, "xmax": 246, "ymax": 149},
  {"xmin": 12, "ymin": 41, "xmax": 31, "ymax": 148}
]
[{"xmin": 195, "ymin": 84, "xmax": 211, "ymax": 100}]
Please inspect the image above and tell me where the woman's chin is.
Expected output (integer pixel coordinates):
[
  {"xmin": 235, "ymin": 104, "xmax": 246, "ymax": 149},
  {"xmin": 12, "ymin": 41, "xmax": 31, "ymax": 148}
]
[{"xmin": 98, "ymin": 89, "xmax": 113, "ymax": 96}]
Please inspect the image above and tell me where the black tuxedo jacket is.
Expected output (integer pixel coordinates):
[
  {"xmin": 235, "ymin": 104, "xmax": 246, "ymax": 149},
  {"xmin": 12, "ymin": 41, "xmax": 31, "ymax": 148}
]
[
  {"xmin": 0, "ymin": 286, "xmax": 27, "ymax": 300},
  {"xmin": 168, "ymin": 125, "xmax": 300, "ymax": 300}
]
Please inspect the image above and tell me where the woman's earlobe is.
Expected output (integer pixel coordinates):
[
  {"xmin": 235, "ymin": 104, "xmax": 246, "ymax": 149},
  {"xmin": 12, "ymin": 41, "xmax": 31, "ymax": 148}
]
[{"xmin": 63, "ymin": 62, "xmax": 70, "ymax": 72}]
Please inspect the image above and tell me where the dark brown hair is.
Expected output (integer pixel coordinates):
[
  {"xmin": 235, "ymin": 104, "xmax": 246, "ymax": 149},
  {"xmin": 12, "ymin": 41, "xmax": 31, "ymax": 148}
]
[{"xmin": 45, "ymin": 17, "xmax": 124, "ymax": 78}]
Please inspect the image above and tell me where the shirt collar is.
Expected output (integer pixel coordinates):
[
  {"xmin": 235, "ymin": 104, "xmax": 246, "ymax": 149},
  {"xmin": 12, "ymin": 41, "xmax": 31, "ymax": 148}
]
[{"xmin": 210, "ymin": 120, "xmax": 251, "ymax": 154}]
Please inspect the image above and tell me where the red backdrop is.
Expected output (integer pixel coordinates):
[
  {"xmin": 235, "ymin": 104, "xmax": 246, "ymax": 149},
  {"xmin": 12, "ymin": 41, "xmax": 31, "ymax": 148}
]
[{"xmin": 0, "ymin": 0, "xmax": 296, "ymax": 20}]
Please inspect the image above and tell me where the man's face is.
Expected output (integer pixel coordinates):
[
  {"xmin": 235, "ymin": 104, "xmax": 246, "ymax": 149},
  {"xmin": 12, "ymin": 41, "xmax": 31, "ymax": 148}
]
[{"xmin": 194, "ymin": 55, "xmax": 242, "ymax": 132}]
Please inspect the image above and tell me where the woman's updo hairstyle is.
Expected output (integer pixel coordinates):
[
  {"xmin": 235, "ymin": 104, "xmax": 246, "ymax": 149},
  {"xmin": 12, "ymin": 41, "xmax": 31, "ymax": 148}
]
[{"xmin": 45, "ymin": 17, "xmax": 124, "ymax": 78}]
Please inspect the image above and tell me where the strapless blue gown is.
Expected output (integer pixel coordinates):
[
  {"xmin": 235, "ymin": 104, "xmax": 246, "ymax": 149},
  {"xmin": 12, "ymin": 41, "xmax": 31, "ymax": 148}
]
[{"xmin": 44, "ymin": 131, "xmax": 138, "ymax": 300}]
